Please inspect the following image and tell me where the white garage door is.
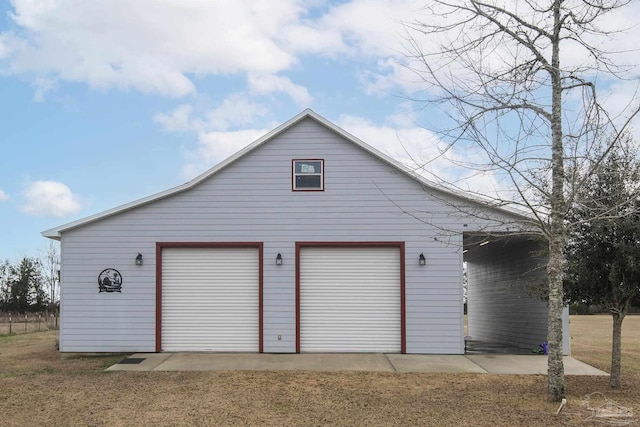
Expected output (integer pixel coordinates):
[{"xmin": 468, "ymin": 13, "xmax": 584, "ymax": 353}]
[
  {"xmin": 299, "ymin": 246, "xmax": 401, "ymax": 352},
  {"xmin": 162, "ymin": 247, "xmax": 259, "ymax": 352}
]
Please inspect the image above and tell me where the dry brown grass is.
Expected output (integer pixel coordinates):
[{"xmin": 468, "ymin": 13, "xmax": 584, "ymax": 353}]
[
  {"xmin": 570, "ymin": 314, "xmax": 640, "ymax": 375},
  {"xmin": 0, "ymin": 315, "xmax": 639, "ymax": 426}
]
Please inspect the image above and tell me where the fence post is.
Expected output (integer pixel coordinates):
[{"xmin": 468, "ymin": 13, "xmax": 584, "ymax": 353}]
[
  {"xmin": 38, "ymin": 314, "xmax": 41, "ymax": 331},
  {"xmin": 9, "ymin": 315, "xmax": 11, "ymax": 334},
  {"xmin": 25, "ymin": 314, "xmax": 28, "ymax": 333}
]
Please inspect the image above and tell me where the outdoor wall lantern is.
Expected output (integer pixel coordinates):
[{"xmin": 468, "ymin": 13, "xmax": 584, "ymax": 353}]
[
  {"xmin": 276, "ymin": 253, "xmax": 283, "ymax": 265},
  {"xmin": 135, "ymin": 253, "xmax": 143, "ymax": 266},
  {"xmin": 419, "ymin": 253, "xmax": 426, "ymax": 266}
]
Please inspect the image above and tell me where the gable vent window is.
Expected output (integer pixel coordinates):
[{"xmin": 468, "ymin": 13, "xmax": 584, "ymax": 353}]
[{"xmin": 293, "ymin": 159, "xmax": 324, "ymax": 191}]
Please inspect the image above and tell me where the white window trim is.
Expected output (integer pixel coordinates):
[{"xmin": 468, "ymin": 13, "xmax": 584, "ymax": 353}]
[{"xmin": 292, "ymin": 159, "xmax": 324, "ymax": 191}]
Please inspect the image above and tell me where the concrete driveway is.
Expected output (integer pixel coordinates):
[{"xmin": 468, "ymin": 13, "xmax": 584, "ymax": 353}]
[{"xmin": 107, "ymin": 353, "xmax": 608, "ymax": 376}]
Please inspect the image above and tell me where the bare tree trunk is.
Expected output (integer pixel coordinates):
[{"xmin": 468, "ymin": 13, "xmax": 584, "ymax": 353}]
[
  {"xmin": 547, "ymin": 237, "xmax": 565, "ymax": 400},
  {"xmin": 610, "ymin": 308, "xmax": 627, "ymax": 388},
  {"xmin": 547, "ymin": 0, "xmax": 566, "ymax": 402}
]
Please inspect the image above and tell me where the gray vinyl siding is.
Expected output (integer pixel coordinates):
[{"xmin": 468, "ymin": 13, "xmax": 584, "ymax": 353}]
[
  {"xmin": 59, "ymin": 117, "xmax": 517, "ymax": 354},
  {"xmin": 466, "ymin": 238, "xmax": 549, "ymax": 351}
]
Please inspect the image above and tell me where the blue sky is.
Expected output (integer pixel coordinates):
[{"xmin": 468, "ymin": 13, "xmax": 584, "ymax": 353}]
[
  {"xmin": 0, "ymin": 0, "xmax": 638, "ymax": 262},
  {"xmin": 0, "ymin": 0, "xmax": 433, "ymax": 261}
]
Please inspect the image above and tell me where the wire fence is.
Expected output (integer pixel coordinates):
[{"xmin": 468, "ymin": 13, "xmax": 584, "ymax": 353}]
[{"xmin": 0, "ymin": 313, "xmax": 59, "ymax": 335}]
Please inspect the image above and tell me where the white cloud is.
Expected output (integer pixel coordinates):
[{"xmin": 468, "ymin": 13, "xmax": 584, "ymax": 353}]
[
  {"xmin": 153, "ymin": 104, "xmax": 197, "ymax": 133},
  {"xmin": 31, "ymin": 77, "xmax": 57, "ymax": 102},
  {"xmin": 21, "ymin": 180, "xmax": 83, "ymax": 217},
  {"xmin": 155, "ymin": 95, "xmax": 269, "ymax": 133},
  {"xmin": 0, "ymin": 35, "xmax": 12, "ymax": 60},
  {"xmin": 247, "ymin": 74, "xmax": 312, "ymax": 107},
  {"xmin": 358, "ymin": 58, "xmax": 424, "ymax": 97},
  {"xmin": 0, "ymin": 189, "xmax": 9, "ymax": 202},
  {"xmin": 597, "ymin": 80, "xmax": 640, "ymax": 139},
  {"xmin": 2, "ymin": 0, "xmax": 638, "ymax": 105},
  {"xmin": 4, "ymin": 0, "xmax": 301, "ymax": 97},
  {"xmin": 310, "ymin": 0, "xmax": 416, "ymax": 58},
  {"xmin": 182, "ymin": 128, "xmax": 270, "ymax": 180},
  {"xmin": 279, "ymin": 21, "xmax": 348, "ymax": 56},
  {"xmin": 204, "ymin": 95, "xmax": 270, "ymax": 131},
  {"xmin": 0, "ymin": 0, "xmax": 425, "ymax": 99}
]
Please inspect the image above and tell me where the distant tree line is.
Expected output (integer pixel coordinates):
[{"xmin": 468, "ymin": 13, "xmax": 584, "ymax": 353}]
[{"xmin": 0, "ymin": 243, "xmax": 60, "ymax": 314}]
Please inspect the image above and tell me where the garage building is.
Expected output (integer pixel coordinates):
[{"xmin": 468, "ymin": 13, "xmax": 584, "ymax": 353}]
[{"xmin": 43, "ymin": 109, "xmax": 570, "ymax": 354}]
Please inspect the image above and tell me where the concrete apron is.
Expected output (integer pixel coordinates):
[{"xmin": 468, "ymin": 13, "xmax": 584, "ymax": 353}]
[{"xmin": 106, "ymin": 353, "xmax": 608, "ymax": 376}]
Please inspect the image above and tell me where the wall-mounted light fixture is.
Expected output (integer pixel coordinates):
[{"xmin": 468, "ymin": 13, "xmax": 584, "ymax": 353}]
[
  {"xmin": 135, "ymin": 253, "xmax": 143, "ymax": 266},
  {"xmin": 419, "ymin": 253, "xmax": 426, "ymax": 266},
  {"xmin": 276, "ymin": 253, "xmax": 283, "ymax": 265}
]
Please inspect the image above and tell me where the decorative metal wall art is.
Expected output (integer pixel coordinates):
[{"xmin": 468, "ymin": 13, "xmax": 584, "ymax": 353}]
[{"xmin": 98, "ymin": 268, "xmax": 122, "ymax": 293}]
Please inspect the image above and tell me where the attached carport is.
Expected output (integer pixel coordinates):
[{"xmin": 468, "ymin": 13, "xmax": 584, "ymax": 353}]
[{"xmin": 463, "ymin": 233, "xmax": 570, "ymax": 355}]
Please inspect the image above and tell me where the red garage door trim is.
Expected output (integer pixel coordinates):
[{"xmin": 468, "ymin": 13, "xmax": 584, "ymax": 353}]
[
  {"xmin": 155, "ymin": 242, "xmax": 263, "ymax": 353},
  {"xmin": 295, "ymin": 242, "xmax": 406, "ymax": 354}
]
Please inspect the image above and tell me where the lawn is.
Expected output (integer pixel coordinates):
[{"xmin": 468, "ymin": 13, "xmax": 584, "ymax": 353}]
[{"xmin": 0, "ymin": 315, "xmax": 638, "ymax": 426}]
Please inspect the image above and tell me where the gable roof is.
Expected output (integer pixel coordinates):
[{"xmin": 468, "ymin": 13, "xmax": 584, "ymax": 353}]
[{"xmin": 42, "ymin": 109, "xmax": 527, "ymax": 239}]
